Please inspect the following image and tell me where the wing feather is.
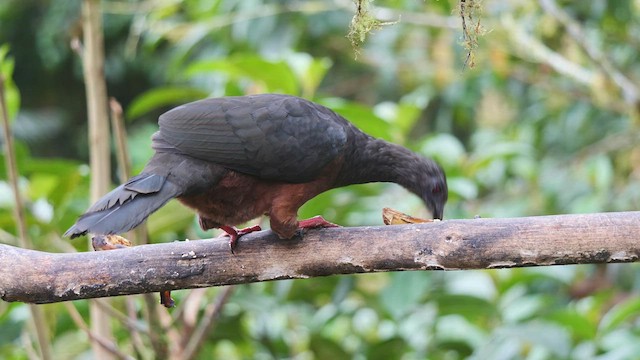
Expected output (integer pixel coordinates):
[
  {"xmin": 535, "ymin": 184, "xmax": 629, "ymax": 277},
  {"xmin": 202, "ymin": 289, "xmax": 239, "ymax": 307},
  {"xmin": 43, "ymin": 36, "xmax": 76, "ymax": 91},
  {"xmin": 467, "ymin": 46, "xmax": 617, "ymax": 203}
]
[{"xmin": 157, "ymin": 94, "xmax": 348, "ymax": 182}]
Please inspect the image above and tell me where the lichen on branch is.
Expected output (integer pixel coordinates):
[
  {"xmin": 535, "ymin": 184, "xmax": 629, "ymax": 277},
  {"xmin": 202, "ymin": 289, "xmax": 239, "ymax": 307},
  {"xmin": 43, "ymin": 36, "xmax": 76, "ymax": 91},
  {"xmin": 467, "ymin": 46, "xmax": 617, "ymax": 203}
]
[
  {"xmin": 459, "ymin": 0, "xmax": 485, "ymax": 69},
  {"xmin": 347, "ymin": 0, "xmax": 397, "ymax": 57}
]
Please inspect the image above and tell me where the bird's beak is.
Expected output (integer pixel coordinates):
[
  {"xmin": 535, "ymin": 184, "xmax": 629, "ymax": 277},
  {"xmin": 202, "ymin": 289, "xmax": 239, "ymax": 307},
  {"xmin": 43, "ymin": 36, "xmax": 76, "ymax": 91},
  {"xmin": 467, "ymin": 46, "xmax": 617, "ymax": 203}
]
[{"xmin": 433, "ymin": 203, "xmax": 444, "ymax": 220}]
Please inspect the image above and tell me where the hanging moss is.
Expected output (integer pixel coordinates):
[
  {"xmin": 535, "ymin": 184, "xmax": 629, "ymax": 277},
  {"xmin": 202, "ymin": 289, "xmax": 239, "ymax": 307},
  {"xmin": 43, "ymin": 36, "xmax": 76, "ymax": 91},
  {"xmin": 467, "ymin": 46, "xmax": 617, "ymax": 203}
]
[
  {"xmin": 347, "ymin": 0, "xmax": 397, "ymax": 58},
  {"xmin": 459, "ymin": 0, "xmax": 486, "ymax": 69},
  {"xmin": 348, "ymin": 0, "xmax": 485, "ymax": 66}
]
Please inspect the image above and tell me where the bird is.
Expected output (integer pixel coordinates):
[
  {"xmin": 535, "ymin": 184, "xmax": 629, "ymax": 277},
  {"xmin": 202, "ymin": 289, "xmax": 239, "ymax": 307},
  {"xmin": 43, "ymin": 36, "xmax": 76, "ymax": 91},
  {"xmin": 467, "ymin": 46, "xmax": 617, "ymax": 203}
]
[{"xmin": 65, "ymin": 94, "xmax": 448, "ymax": 305}]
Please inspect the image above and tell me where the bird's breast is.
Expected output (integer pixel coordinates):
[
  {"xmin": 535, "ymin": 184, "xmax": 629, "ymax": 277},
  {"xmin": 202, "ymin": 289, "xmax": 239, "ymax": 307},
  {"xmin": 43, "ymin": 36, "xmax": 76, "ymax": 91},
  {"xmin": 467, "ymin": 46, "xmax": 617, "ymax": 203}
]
[
  {"xmin": 177, "ymin": 171, "xmax": 274, "ymax": 227},
  {"xmin": 176, "ymin": 160, "xmax": 343, "ymax": 230}
]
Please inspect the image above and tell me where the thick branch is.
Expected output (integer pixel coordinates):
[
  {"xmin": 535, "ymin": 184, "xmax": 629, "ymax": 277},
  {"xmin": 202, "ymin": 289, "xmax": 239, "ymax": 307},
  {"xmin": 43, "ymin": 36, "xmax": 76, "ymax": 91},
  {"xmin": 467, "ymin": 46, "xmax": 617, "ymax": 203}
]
[{"xmin": 2, "ymin": 212, "xmax": 639, "ymax": 305}]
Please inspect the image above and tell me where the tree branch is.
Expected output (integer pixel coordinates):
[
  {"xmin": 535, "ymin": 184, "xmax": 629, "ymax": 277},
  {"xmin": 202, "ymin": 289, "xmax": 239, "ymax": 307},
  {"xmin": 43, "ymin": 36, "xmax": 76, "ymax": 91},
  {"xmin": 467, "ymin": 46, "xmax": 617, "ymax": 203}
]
[{"xmin": 2, "ymin": 211, "xmax": 639, "ymax": 305}]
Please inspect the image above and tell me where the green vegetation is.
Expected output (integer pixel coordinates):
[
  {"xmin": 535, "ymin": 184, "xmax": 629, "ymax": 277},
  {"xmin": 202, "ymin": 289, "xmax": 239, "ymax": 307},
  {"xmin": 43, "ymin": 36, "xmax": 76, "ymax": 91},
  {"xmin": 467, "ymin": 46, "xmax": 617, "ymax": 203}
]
[{"xmin": 1, "ymin": 0, "xmax": 639, "ymax": 358}]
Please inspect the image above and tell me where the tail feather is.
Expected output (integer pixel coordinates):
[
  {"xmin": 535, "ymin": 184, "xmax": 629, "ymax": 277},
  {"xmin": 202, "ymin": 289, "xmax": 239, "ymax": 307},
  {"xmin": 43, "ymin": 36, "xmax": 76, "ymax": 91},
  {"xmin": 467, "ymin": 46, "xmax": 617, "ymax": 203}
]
[{"xmin": 65, "ymin": 174, "xmax": 181, "ymax": 238}]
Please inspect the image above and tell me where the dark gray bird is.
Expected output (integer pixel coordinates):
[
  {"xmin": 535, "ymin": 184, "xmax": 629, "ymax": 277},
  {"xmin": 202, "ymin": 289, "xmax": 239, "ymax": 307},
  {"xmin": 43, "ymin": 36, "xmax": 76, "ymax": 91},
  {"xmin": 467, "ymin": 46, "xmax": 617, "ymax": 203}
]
[{"xmin": 66, "ymin": 94, "xmax": 447, "ymax": 254}]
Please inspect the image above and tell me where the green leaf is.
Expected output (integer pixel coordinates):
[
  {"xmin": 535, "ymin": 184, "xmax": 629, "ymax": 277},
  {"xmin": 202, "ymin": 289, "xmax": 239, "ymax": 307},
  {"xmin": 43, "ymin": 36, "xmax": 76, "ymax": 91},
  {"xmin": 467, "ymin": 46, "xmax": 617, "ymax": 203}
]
[
  {"xmin": 374, "ymin": 101, "xmax": 422, "ymax": 137},
  {"xmin": 302, "ymin": 57, "xmax": 332, "ymax": 96},
  {"xmin": 285, "ymin": 53, "xmax": 332, "ymax": 97},
  {"xmin": 545, "ymin": 309, "xmax": 596, "ymax": 340},
  {"xmin": 471, "ymin": 141, "xmax": 533, "ymax": 168},
  {"xmin": 318, "ymin": 98, "xmax": 393, "ymax": 141},
  {"xmin": 380, "ymin": 272, "xmax": 431, "ymax": 319},
  {"xmin": 432, "ymin": 294, "xmax": 498, "ymax": 322},
  {"xmin": 126, "ymin": 86, "xmax": 209, "ymax": 119},
  {"xmin": 472, "ymin": 321, "xmax": 571, "ymax": 359},
  {"xmin": 186, "ymin": 55, "xmax": 299, "ymax": 94},
  {"xmin": 447, "ymin": 177, "xmax": 478, "ymax": 200},
  {"xmin": 584, "ymin": 154, "xmax": 613, "ymax": 191},
  {"xmin": 421, "ymin": 133, "xmax": 467, "ymax": 168},
  {"xmin": 0, "ymin": 44, "xmax": 21, "ymax": 122},
  {"xmin": 366, "ymin": 337, "xmax": 408, "ymax": 360},
  {"xmin": 435, "ymin": 315, "xmax": 487, "ymax": 353},
  {"xmin": 27, "ymin": 174, "xmax": 59, "ymax": 200},
  {"xmin": 599, "ymin": 296, "xmax": 640, "ymax": 333},
  {"xmin": 309, "ymin": 337, "xmax": 350, "ymax": 359}
]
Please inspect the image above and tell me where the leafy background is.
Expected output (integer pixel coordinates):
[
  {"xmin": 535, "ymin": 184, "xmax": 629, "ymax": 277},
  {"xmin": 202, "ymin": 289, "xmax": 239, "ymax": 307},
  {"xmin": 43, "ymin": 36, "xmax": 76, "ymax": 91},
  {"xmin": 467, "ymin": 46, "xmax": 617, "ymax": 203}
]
[{"xmin": 1, "ymin": 0, "xmax": 640, "ymax": 359}]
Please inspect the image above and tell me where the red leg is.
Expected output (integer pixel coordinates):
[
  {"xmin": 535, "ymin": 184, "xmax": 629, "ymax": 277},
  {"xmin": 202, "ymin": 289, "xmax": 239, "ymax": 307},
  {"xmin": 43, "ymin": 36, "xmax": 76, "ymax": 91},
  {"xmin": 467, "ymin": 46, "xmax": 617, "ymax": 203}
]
[
  {"xmin": 160, "ymin": 290, "xmax": 175, "ymax": 308},
  {"xmin": 298, "ymin": 216, "xmax": 340, "ymax": 229},
  {"xmin": 219, "ymin": 225, "xmax": 262, "ymax": 253}
]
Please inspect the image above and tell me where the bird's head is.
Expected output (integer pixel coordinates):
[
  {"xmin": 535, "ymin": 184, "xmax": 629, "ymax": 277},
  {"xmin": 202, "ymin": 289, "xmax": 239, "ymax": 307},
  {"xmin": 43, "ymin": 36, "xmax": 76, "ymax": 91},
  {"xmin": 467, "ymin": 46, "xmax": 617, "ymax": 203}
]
[
  {"xmin": 422, "ymin": 169, "xmax": 448, "ymax": 220},
  {"xmin": 348, "ymin": 139, "xmax": 449, "ymax": 219}
]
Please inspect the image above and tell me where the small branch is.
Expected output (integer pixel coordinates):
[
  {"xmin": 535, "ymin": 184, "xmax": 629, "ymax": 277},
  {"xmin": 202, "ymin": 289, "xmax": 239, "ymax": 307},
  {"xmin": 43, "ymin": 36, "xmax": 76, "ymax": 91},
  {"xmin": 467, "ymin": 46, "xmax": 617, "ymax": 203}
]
[
  {"xmin": 1, "ymin": 58, "xmax": 54, "ymax": 360},
  {"xmin": 1, "ymin": 212, "xmax": 640, "ymax": 305},
  {"xmin": 0, "ymin": 75, "xmax": 30, "ymax": 250},
  {"xmin": 109, "ymin": 98, "xmax": 131, "ymax": 181},
  {"xmin": 80, "ymin": 0, "xmax": 114, "ymax": 357},
  {"xmin": 64, "ymin": 302, "xmax": 135, "ymax": 360},
  {"xmin": 181, "ymin": 286, "xmax": 234, "ymax": 360},
  {"xmin": 538, "ymin": 0, "xmax": 640, "ymax": 106},
  {"xmin": 502, "ymin": 15, "xmax": 596, "ymax": 86},
  {"xmin": 81, "ymin": 0, "xmax": 111, "ymax": 204}
]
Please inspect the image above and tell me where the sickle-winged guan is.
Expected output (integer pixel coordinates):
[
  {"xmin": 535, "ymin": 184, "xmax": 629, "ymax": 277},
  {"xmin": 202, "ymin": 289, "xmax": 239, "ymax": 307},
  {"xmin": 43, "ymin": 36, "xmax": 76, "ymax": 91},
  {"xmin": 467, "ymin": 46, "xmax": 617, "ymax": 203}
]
[{"xmin": 65, "ymin": 94, "xmax": 447, "ymax": 247}]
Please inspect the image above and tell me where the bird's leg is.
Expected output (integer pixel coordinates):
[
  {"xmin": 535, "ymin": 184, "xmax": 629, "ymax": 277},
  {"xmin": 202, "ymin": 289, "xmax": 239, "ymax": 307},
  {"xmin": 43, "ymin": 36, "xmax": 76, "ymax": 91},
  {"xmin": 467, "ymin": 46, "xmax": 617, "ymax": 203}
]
[
  {"xmin": 160, "ymin": 290, "xmax": 175, "ymax": 308},
  {"xmin": 218, "ymin": 225, "xmax": 262, "ymax": 253},
  {"xmin": 298, "ymin": 215, "xmax": 340, "ymax": 230}
]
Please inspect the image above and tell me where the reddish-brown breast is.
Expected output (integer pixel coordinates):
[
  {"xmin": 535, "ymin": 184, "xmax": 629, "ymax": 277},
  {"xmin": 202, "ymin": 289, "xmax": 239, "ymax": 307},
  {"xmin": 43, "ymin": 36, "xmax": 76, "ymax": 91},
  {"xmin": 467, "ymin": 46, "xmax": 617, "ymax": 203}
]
[{"xmin": 177, "ymin": 158, "xmax": 344, "ymax": 238}]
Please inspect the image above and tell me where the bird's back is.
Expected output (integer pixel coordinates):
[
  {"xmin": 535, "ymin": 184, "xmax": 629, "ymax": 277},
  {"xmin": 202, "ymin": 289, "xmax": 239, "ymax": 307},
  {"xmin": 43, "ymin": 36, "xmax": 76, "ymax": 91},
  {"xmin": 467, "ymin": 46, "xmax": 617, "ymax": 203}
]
[{"xmin": 157, "ymin": 94, "xmax": 351, "ymax": 183}]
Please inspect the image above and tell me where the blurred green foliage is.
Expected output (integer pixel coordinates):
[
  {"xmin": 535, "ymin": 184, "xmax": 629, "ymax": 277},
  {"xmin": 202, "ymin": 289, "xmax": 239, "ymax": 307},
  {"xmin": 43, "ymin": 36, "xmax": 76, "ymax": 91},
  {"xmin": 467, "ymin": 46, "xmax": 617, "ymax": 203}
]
[{"xmin": 1, "ymin": 0, "xmax": 640, "ymax": 359}]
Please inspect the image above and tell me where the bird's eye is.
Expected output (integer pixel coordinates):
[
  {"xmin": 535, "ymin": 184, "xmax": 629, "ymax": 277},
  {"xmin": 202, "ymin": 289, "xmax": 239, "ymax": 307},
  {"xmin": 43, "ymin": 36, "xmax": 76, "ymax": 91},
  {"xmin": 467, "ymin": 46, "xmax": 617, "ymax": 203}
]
[{"xmin": 432, "ymin": 184, "xmax": 441, "ymax": 194}]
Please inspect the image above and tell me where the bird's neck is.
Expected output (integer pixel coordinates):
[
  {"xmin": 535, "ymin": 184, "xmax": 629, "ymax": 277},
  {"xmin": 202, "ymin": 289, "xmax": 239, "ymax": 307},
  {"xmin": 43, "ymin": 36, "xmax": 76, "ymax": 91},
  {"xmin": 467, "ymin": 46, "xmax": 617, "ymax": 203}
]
[{"xmin": 337, "ymin": 135, "xmax": 431, "ymax": 196}]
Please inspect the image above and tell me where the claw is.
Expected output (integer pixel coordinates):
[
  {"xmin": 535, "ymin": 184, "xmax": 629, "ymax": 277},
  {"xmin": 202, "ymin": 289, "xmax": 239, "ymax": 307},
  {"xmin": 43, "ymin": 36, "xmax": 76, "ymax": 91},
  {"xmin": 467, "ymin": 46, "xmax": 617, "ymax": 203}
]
[
  {"xmin": 298, "ymin": 216, "xmax": 340, "ymax": 230},
  {"xmin": 219, "ymin": 225, "xmax": 262, "ymax": 253}
]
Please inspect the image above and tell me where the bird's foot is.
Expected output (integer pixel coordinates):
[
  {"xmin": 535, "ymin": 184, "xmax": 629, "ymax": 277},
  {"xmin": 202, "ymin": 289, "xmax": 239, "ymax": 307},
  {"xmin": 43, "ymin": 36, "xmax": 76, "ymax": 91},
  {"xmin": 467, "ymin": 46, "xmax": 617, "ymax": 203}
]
[
  {"xmin": 160, "ymin": 290, "xmax": 175, "ymax": 308},
  {"xmin": 298, "ymin": 216, "xmax": 340, "ymax": 230},
  {"xmin": 219, "ymin": 225, "xmax": 262, "ymax": 253}
]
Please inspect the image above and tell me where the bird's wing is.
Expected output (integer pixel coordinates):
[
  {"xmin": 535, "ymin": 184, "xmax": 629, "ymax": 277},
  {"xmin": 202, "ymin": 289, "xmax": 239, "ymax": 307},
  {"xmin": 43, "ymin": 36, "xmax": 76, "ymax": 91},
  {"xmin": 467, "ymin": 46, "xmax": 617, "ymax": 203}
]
[{"xmin": 157, "ymin": 94, "xmax": 349, "ymax": 183}]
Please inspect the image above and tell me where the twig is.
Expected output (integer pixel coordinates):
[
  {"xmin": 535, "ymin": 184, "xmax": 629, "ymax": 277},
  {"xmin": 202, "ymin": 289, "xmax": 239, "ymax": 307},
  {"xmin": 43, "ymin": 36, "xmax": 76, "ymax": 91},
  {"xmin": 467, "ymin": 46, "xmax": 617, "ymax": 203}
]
[
  {"xmin": 2, "ymin": 212, "xmax": 640, "ymax": 305},
  {"xmin": 538, "ymin": 0, "xmax": 640, "ymax": 106},
  {"xmin": 94, "ymin": 298, "xmax": 152, "ymax": 360},
  {"xmin": 109, "ymin": 98, "xmax": 131, "ymax": 181},
  {"xmin": 1, "ymin": 59, "xmax": 53, "ymax": 360},
  {"xmin": 63, "ymin": 302, "xmax": 136, "ymax": 360},
  {"xmin": 108, "ymin": 97, "xmax": 152, "ymax": 358},
  {"xmin": 94, "ymin": 299, "xmax": 150, "ymax": 334},
  {"xmin": 20, "ymin": 330, "xmax": 40, "ymax": 360},
  {"xmin": 154, "ymin": 297, "xmax": 183, "ymax": 359},
  {"xmin": 141, "ymin": 294, "xmax": 170, "ymax": 357},
  {"xmin": 182, "ymin": 286, "xmax": 235, "ymax": 360},
  {"xmin": 0, "ymin": 60, "xmax": 31, "ymax": 256},
  {"xmin": 502, "ymin": 15, "xmax": 596, "ymax": 85},
  {"xmin": 364, "ymin": 2, "xmax": 458, "ymax": 29},
  {"xmin": 124, "ymin": 300, "xmax": 151, "ymax": 360},
  {"xmin": 81, "ymin": 0, "xmax": 111, "ymax": 204},
  {"xmin": 80, "ymin": 0, "xmax": 114, "ymax": 358},
  {"xmin": 175, "ymin": 288, "xmax": 208, "ymax": 333}
]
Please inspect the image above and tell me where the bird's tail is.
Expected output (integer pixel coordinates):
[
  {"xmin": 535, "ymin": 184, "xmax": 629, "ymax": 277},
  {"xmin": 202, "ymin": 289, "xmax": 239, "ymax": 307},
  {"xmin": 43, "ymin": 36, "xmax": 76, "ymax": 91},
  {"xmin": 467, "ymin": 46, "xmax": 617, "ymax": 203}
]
[{"xmin": 64, "ymin": 173, "xmax": 181, "ymax": 238}]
